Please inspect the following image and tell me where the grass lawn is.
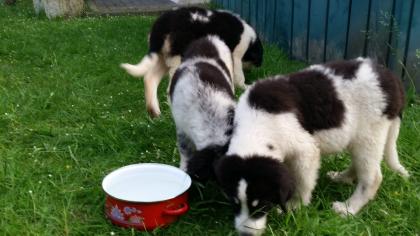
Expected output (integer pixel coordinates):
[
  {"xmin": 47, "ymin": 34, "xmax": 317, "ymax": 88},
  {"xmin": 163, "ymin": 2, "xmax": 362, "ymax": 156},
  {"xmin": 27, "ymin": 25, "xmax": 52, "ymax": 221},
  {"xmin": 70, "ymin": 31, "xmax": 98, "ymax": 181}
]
[{"xmin": 1, "ymin": 1, "xmax": 419, "ymax": 235}]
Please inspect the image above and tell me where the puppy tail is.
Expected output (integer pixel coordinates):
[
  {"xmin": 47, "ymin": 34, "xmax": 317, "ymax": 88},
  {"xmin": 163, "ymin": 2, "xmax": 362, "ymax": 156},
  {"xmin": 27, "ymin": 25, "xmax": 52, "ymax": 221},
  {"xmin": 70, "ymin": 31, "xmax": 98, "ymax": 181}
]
[
  {"xmin": 120, "ymin": 53, "xmax": 159, "ymax": 77},
  {"xmin": 384, "ymin": 118, "xmax": 409, "ymax": 178}
]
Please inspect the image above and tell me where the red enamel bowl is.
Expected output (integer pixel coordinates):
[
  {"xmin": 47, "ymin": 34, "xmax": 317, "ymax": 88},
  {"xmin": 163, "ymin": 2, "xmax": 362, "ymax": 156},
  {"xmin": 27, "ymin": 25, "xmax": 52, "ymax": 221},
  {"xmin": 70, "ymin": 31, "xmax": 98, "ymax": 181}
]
[{"xmin": 102, "ymin": 163, "xmax": 192, "ymax": 231}]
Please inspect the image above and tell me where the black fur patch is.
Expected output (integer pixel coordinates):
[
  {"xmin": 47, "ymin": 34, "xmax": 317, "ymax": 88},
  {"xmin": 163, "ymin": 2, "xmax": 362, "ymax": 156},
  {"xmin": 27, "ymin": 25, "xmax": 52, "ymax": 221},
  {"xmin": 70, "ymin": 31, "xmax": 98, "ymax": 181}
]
[
  {"xmin": 147, "ymin": 7, "xmax": 262, "ymax": 67},
  {"xmin": 243, "ymin": 36, "xmax": 263, "ymax": 67},
  {"xmin": 374, "ymin": 64, "xmax": 405, "ymax": 119},
  {"xmin": 149, "ymin": 7, "xmax": 242, "ymax": 55},
  {"xmin": 225, "ymin": 106, "xmax": 235, "ymax": 136},
  {"xmin": 169, "ymin": 36, "xmax": 234, "ymax": 101},
  {"xmin": 181, "ymin": 37, "xmax": 231, "ymax": 78},
  {"xmin": 248, "ymin": 70, "xmax": 345, "ymax": 133},
  {"xmin": 186, "ymin": 144, "xmax": 229, "ymax": 182},
  {"xmin": 248, "ymin": 77, "xmax": 297, "ymax": 113},
  {"xmin": 195, "ymin": 62, "xmax": 234, "ymax": 98},
  {"xmin": 325, "ymin": 60, "xmax": 361, "ymax": 79},
  {"xmin": 182, "ymin": 37, "xmax": 220, "ymax": 60},
  {"xmin": 169, "ymin": 63, "xmax": 233, "ymax": 100},
  {"xmin": 215, "ymin": 155, "xmax": 295, "ymax": 215},
  {"xmin": 289, "ymin": 70, "xmax": 345, "ymax": 133},
  {"xmin": 216, "ymin": 58, "xmax": 232, "ymax": 80},
  {"xmin": 168, "ymin": 67, "xmax": 186, "ymax": 100}
]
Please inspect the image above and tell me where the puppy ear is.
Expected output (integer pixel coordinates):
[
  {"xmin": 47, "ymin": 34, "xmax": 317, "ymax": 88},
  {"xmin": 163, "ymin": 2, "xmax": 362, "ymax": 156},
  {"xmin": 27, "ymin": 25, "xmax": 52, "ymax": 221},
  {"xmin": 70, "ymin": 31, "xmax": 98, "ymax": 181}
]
[
  {"xmin": 213, "ymin": 156, "xmax": 229, "ymax": 185},
  {"xmin": 275, "ymin": 163, "xmax": 295, "ymax": 212},
  {"xmin": 278, "ymin": 184, "xmax": 292, "ymax": 212},
  {"xmin": 214, "ymin": 155, "xmax": 242, "ymax": 187}
]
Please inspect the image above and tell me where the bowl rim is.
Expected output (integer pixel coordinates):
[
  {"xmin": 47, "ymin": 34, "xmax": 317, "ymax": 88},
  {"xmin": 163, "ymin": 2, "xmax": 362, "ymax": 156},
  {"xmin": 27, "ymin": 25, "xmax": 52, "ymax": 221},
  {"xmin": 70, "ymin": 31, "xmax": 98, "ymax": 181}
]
[{"xmin": 102, "ymin": 163, "xmax": 192, "ymax": 203}]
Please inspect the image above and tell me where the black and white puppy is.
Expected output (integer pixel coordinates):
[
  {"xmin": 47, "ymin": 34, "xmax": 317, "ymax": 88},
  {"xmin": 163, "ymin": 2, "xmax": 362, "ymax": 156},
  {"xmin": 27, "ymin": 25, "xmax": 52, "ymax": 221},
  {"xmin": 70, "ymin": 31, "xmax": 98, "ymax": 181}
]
[
  {"xmin": 169, "ymin": 35, "xmax": 236, "ymax": 182},
  {"xmin": 121, "ymin": 7, "xmax": 262, "ymax": 117},
  {"xmin": 215, "ymin": 58, "xmax": 409, "ymax": 236}
]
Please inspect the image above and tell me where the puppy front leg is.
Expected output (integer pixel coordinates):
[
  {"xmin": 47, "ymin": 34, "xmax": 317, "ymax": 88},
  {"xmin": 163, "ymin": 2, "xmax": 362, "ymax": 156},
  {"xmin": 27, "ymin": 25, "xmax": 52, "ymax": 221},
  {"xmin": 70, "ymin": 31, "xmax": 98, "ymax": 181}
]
[
  {"xmin": 176, "ymin": 132, "xmax": 195, "ymax": 171},
  {"xmin": 288, "ymin": 146, "xmax": 321, "ymax": 209}
]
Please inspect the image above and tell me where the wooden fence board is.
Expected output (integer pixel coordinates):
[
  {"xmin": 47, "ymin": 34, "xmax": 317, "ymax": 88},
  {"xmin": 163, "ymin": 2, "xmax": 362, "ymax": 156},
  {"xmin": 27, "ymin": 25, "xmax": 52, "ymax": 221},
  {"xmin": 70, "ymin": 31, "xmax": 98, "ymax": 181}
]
[
  {"xmin": 308, "ymin": 0, "xmax": 328, "ymax": 63},
  {"xmin": 405, "ymin": 0, "xmax": 419, "ymax": 87},
  {"xmin": 241, "ymin": 0, "xmax": 250, "ymax": 21},
  {"xmin": 388, "ymin": 0, "xmax": 414, "ymax": 78},
  {"xmin": 346, "ymin": 0, "xmax": 370, "ymax": 59},
  {"xmin": 326, "ymin": 0, "xmax": 351, "ymax": 61},
  {"xmin": 256, "ymin": 0, "xmax": 267, "ymax": 39},
  {"xmin": 265, "ymin": 0, "xmax": 277, "ymax": 43},
  {"xmin": 249, "ymin": 0, "xmax": 258, "ymax": 30},
  {"xmin": 292, "ymin": 0, "xmax": 309, "ymax": 60},
  {"xmin": 274, "ymin": 0, "xmax": 293, "ymax": 52},
  {"xmin": 366, "ymin": 0, "xmax": 394, "ymax": 65}
]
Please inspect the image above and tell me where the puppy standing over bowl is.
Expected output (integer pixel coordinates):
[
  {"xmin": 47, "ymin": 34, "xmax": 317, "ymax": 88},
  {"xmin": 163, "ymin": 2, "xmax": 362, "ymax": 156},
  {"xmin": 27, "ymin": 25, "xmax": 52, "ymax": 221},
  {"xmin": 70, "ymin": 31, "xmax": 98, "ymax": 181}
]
[
  {"xmin": 215, "ymin": 58, "xmax": 409, "ymax": 236},
  {"xmin": 121, "ymin": 7, "xmax": 262, "ymax": 118},
  {"xmin": 169, "ymin": 35, "xmax": 236, "ymax": 181}
]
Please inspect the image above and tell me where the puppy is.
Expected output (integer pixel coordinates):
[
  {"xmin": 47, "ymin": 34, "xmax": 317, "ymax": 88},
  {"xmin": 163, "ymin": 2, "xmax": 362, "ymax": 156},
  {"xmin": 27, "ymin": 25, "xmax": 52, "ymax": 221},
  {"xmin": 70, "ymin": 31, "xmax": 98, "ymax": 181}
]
[
  {"xmin": 215, "ymin": 58, "xmax": 409, "ymax": 236},
  {"xmin": 121, "ymin": 7, "xmax": 262, "ymax": 118},
  {"xmin": 169, "ymin": 35, "xmax": 236, "ymax": 182}
]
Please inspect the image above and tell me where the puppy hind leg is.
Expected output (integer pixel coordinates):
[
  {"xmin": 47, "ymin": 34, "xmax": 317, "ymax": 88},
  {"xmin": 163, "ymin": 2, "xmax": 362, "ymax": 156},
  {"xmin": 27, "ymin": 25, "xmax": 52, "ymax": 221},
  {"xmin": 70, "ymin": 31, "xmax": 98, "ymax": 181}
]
[
  {"xmin": 144, "ymin": 56, "xmax": 168, "ymax": 118},
  {"xmin": 384, "ymin": 118, "xmax": 409, "ymax": 177},
  {"xmin": 332, "ymin": 168, "xmax": 382, "ymax": 216},
  {"xmin": 333, "ymin": 128, "xmax": 388, "ymax": 216}
]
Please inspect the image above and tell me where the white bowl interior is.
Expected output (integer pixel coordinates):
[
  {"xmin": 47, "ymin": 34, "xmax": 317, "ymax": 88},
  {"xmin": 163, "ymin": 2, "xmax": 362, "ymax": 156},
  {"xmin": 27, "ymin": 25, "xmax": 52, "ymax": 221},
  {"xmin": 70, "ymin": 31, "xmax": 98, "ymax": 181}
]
[{"xmin": 102, "ymin": 163, "xmax": 191, "ymax": 202}]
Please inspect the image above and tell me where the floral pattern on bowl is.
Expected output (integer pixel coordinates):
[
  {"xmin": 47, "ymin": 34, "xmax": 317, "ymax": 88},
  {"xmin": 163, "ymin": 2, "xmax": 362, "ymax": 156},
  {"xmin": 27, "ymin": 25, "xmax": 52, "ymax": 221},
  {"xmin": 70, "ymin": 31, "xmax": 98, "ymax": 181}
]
[{"xmin": 107, "ymin": 204, "xmax": 144, "ymax": 226}]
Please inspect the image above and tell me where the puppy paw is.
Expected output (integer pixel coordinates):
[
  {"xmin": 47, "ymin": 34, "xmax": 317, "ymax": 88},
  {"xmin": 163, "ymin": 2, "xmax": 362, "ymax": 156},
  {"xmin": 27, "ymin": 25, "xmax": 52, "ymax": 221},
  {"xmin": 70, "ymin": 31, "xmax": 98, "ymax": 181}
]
[
  {"xmin": 286, "ymin": 199, "xmax": 301, "ymax": 211},
  {"xmin": 146, "ymin": 104, "xmax": 161, "ymax": 118},
  {"xmin": 327, "ymin": 171, "xmax": 354, "ymax": 185},
  {"xmin": 398, "ymin": 168, "xmax": 410, "ymax": 178},
  {"xmin": 332, "ymin": 201, "xmax": 355, "ymax": 217}
]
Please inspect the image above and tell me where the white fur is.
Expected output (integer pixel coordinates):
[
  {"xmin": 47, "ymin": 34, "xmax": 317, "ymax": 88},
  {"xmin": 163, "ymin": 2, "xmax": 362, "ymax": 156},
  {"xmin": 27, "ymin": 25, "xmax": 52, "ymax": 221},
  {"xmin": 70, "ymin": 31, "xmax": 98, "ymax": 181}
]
[
  {"xmin": 228, "ymin": 58, "xmax": 409, "ymax": 228},
  {"xmin": 235, "ymin": 179, "xmax": 267, "ymax": 236},
  {"xmin": 120, "ymin": 53, "xmax": 167, "ymax": 117},
  {"xmin": 170, "ymin": 36, "xmax": 235, "ymax": 171},
  {"xmin": 121, "ymin": 53, "xmax": 159, "ymax": 77},
  {"xmin": 190, "ymin": 12, "xmax": 210, "ymax": 23},
  {"xmin": 171, "ymin": 67, "xmax": 234, "ymax": 150},
  {"xmin": 208, "ymin": 36, "xmax": 235, "ymax": 85}
]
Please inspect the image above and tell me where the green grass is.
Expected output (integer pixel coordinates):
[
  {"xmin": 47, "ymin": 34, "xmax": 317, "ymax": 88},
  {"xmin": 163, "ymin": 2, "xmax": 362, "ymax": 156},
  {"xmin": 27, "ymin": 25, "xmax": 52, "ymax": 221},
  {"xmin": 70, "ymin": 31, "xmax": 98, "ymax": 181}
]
[{"xmin": 1, "ymin": 1, "xmax": 419, "ymax": 235}]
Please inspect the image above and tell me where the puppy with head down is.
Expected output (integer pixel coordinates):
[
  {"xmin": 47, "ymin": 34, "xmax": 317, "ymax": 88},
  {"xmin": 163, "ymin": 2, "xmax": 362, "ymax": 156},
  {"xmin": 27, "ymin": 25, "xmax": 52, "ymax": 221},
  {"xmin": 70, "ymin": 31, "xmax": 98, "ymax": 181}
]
[
  {"xmin": 169, "ymin": 35, "xmax": 236, "ymax": 182},
  {"xmin": 121, "ymin": 7, "xmax": 262, "ymax": 118},
  {"xmin": 216, "ymin": 58, "xmax": 409, "ymax": 236}
]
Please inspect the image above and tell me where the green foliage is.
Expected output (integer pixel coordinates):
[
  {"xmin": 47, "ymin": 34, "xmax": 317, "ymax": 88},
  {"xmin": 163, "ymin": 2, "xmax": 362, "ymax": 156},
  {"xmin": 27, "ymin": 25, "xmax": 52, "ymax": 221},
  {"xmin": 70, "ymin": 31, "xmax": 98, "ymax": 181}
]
[{"xmin": 1, "ymin": 1, "xmax": 419, "ymax": 235}]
